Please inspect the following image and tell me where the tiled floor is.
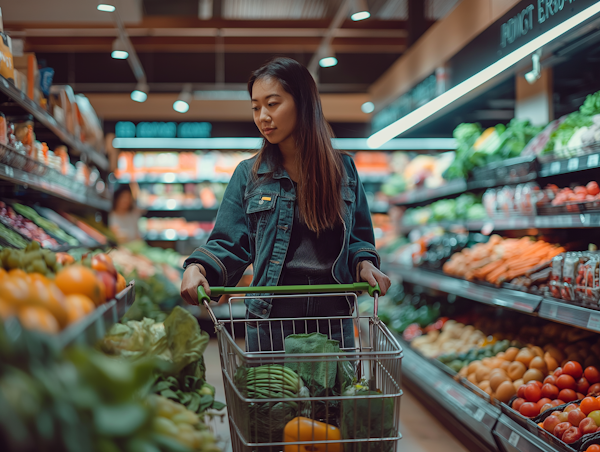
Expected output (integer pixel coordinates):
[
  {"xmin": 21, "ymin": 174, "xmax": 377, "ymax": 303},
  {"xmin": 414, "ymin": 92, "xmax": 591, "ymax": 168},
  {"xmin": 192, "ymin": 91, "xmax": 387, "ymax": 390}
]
[{"xmin": 203, "ymin": 339, "xmax": 468, "ymax": 452}]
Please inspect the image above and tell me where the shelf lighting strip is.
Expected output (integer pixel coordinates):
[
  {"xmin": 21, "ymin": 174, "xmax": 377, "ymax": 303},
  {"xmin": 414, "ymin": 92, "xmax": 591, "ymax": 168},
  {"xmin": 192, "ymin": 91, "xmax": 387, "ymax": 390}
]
[
  {"xmin": 112, "ymin": 137, "xmax": 457, "ymax": 150},
  {"xmin": 367, "ymin": 2, "xmax": 600, "ymax": 149}
]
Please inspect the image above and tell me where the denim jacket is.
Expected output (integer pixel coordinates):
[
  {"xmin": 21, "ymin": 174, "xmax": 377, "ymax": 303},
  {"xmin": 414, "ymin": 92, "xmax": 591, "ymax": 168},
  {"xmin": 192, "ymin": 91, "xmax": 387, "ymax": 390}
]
[{"xmin": 184, "ymin": 153, "xmax": 380, "ymax": 318}]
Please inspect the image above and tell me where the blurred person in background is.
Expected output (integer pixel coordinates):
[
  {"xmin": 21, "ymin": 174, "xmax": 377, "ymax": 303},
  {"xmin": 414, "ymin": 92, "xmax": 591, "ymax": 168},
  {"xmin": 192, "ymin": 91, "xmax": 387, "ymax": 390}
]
[{"xmin": 109, "ymin": 184, "xmax": 143, "ymax": 244}]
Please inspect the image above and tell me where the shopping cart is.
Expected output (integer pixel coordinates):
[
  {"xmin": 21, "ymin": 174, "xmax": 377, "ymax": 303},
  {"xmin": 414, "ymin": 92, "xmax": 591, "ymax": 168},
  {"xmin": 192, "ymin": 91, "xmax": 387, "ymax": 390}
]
[{"xmin": 199, "ymin": 283, "xmax": 403, "ymax": 452}]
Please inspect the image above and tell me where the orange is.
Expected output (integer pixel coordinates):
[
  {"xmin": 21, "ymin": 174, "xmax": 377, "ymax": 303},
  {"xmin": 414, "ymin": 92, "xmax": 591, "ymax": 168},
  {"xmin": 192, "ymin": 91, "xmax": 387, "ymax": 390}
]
[
  {"xmin": 0, "ymin": 297, "xmax": 15, "ymax": 319},
  {"xmin": 55, "ymin": 265, "xmax": 105, "ymax": 306},
  {"xmin": 586, "ymin": 446, "xmax": 600, "ymax": 452},
  {"xmin": 8, "ymin": 268, "xmax": 28, "ymax": 279},
  {"xmin": 116, "ymin": 273, "xmax": 127, "ymax": 293},
  {"xmin": 29, "ymin": 279, "xmax": 69, "ymax": 329},
  {"xmin": 0, "ymin": 268, "xmax": 7, "ymax": 279},
  {"xmin": 581, "ymin": 396, "xmax": 600, "ymax": 415},
  {"xmin": 1, "ymin": 276, "xmax": 32, "ymax": 307},
  {"xmin": 18, "ymin": 306, "xmax": 60, "ymax": 334},
  {"xmin": 63, "ymin": 294, "xmax": 95, "ymax": 324},
  {"xmin": 28, "ymin": 273, "xmax": 49, "ymax": 284},
  {"xmin": 91, "ymin": 253, "xmax": 116, "ymax": 276}
]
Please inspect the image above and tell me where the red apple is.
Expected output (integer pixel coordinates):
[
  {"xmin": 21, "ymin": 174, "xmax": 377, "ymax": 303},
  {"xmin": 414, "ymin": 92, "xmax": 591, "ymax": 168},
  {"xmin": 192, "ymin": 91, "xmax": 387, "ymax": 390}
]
[
  {"xmin": 96, "ymin": 271, "xmax": 117, "ymax": 300},
  {"xmin": 596, "ymin": 426, "xmax": 600, "ymax": 432},
  {"xmin": 580, "ymin": 417, "xmax": 597, "ymax": 435},
  {"xmin": 554, "ymin": 422, "xmax": 572, "ymax": 439},
  {"xmin": 543, "ymin": 415, "xmax": 561, "ymax": 434},
  {"xmin": 91, "ymin": 253, "xmax": 117, "ymax": 277},
  {"xmin": 568, "ymin": 409, "xmax": 586, "ymax": 427},
  {"xmin": 556, "ymin": 411, "xmax": 570, "ymax": 422},
  {"xmin": 562, "ymin": 426, "xmax": 583, "ymax": 444},
  {"xmin": 564, "ymin": 404, "xmax": 579, "ymax": 412},
  {"xmin": 545, "ymin": 375, "xmax": 558, "ymax": 385},
  {"xmin": 540, "ymin": 403, "xmax": 553, "ymax": 413}
]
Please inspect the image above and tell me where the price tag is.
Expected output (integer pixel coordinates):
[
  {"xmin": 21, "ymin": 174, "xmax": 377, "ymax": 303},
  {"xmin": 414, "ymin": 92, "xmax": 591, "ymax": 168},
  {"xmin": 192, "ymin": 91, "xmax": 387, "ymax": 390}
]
[
  {"xmin": 550, "ymin": 161, "xmax": 561, "ymax": 175},
  {"xmin": 473, "ymin": 408, "xmax": 485, "ymax": 422},
  {"xmin": 481, "ymin": 221, "xmax": 494, "ymax": 236},
  {"xmin": 548, "ymin": 303, "xmax": 558, "ymax": 319},
  {"xmin": 508, "ymin": 432, "xmax": 520, "ymax": 447},
  {"xmin": 588, "ymin": 313, "xmax": 600, "ymax": 332},
  {"xmin": 568, "ymin": 158, "xmax": 579, "ymax": 172},
  {"xmin": 587, "ymin": 154, "xmax": 600, "ymax": 168}
]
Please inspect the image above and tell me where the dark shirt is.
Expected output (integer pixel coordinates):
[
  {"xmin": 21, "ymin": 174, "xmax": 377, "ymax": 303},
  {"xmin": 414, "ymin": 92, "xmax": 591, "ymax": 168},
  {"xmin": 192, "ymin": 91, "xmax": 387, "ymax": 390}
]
[{"xmin": 283, "ymin": 184, "xmax": 343, "ymax": 277}]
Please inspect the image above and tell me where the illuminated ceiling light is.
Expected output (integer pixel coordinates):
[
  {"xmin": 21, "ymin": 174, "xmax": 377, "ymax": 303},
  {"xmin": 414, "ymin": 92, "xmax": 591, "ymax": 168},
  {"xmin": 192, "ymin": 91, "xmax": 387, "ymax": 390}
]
[
  {"xmin": 318, "ymin": 45, "xmax": 337, "ymax": 68},
  {"xmin": 97, "ymin": 2, "xmax": 116, "ymax": 12},
  {"xmin": 130, "ymin": 81, "xmax": 148, "ymax": 102},
  {"xmin": 361, "ymin": 101, "xmax": 375, "ymax": 114},
  {"xmin": 173, "ymin": 83, "xmax": 192, "ymax": 113},
  {"xmin": 367, "ymin": 2, "xmax": 600, "ymax": 149},
  {"xmin": 111, "ymin": 38, "xmax": 129, "ymax": 59},
  {"xmin": 524, "ymin": 50, "xmax": 542, "ymax": 84},
  {"xmin": 350, "ymin": 0, "xmax": 370, "ymax": 21}
]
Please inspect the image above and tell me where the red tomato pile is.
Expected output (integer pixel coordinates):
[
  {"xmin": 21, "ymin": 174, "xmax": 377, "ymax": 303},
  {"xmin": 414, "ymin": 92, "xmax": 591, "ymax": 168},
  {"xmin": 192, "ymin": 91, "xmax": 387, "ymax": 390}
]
[
  {"xmin": 548, "ymin": 181, "xmax": 600, "ymax": 207},
  {"xmin": 512, "ymin": 362, "xmax": 600, "ymax": 418}
]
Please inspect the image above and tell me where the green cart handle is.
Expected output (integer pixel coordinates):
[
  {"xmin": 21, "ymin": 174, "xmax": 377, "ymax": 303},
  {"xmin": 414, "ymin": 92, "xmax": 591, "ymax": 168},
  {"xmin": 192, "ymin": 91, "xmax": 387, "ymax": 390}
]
[{"xmin": 197, "ymin": 282, "xmax": 380, "ymax": 305}]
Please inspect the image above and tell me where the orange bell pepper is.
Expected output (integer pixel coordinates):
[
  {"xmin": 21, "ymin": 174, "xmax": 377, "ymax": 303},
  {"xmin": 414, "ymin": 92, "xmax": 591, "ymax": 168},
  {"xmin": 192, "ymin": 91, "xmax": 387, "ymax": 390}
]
[{"xmin": 284, "ymin": 417, "xmax": 342, "ymax": 452}]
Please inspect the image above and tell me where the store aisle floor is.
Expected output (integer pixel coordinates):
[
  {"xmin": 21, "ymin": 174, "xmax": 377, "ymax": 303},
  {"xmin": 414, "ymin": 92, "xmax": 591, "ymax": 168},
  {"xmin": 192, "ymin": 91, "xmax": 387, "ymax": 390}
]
[{"xmin": 203, "ymin": 339, "xmax": 469, "ymax": 452}]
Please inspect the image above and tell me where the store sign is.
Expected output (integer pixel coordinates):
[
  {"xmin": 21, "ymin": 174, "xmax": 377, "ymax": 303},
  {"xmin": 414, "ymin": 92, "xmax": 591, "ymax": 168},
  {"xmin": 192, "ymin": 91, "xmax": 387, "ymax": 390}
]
[
  {"xmin": 372, "ymin": 69, "xmax": 447, "ymax": 133},
  {"xmin": 115, "ymin": 121, "xmax": 212, "ymax": 139},
  {"xmin": 449, "ymin": 0, "xmax": 599, "ymax": 87}
]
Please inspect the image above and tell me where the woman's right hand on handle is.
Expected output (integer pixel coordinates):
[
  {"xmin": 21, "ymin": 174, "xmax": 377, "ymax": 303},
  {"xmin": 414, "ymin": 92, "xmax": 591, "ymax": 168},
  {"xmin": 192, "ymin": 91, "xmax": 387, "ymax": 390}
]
[{"xmin": 180, "ymin": 263, "xmax": 211, "ymax": 305}]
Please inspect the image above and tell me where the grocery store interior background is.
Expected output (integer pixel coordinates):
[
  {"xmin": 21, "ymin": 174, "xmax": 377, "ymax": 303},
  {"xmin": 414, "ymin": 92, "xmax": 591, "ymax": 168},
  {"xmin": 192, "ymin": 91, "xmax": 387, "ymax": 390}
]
[{"xmin": 3, "ymin": 0, "xmax": 600, "ymax": 451}]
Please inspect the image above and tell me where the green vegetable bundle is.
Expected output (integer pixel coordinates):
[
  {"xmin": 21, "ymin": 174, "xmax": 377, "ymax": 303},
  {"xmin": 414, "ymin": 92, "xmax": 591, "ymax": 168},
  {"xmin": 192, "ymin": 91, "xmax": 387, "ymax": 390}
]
[
  {"xmin": 152, "ymin": 375, "xmax": 225, "ymax": 415},
  {"xmin": 235, "ymin": 364, "xmax": 308, "ymax": 444},
  {"xmin": 341, "ymin": 383, "xmax": 395, "ymax": 452}
]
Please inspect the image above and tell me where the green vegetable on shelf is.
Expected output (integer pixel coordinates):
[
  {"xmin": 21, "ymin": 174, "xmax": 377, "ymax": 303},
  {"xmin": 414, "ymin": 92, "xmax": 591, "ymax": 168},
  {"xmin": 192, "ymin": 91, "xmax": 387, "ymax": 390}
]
[
  {"xmin": 12, "ymin": 203, "xmax": 79, "ymax": 246},
  {"xmin": 0, "ymin": 223, "xmax": 29, "ymax": 248}
]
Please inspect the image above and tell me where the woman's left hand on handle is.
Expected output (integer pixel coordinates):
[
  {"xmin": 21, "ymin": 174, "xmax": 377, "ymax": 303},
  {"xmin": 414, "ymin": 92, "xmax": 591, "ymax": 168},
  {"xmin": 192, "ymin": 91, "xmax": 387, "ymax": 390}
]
[{"xmin": 359, "ymin": 260, "xmax": 391, "ymax": 296}]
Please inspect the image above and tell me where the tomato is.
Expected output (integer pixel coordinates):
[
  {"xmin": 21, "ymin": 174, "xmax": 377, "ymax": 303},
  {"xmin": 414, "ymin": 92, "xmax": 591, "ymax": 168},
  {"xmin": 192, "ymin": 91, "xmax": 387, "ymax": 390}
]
[
  {"xmin": 520, "ymin": 401, "xmax": 540, "ymax": 418},
  {"xmin": 555, "ymin": 367, "xmax": 563, "ymax": 377},
  {"xmin": 578, "ymin": 377, "xmax": 590, "ymax": 394},
  {"xmin": 587, "ymin": 181, "xmax": 600, "ymax": 196},
  {"xmin": 577, "ymin": 392, "xmax": 586, "ymax": 400},
  {"xmin": 517, "ymin": 384, "xmax": 527, "ymax": 399},
  {"xmin": 590, "ymin": 383, "xmax": 600, "ymax": 394},
  {"xmin": 542, "ymin": 384, "xmax": 559, "ymax": 400},
  {"xmin": 512, "ymin": 398, "xmax": 526, "ymax": 412},
  {"xmin": 544, "ymin": 375, "xmax": 558, "ymax": 385},
  {"xmin": 564, "ymin": 361, "xmax": 584, "ymax": 380},
  {"xmin": 559, "ymin": 389, "xmax": 578, "ymax": 403},
  {"xmin": 537, "ymin": 398, "xmax": 552, "ymax": 410},
  {"xmin": 533, "ymin": 381, "xmax": 544, "ymax": 389},
  {"xmin": 525, "ymin": 383, "xmax": 542, "ymax": 403},
  {"xmin": 552, "ymin": 399, "xmax": 565, "ymax": 407},
  {"xmin": 580, "ymin": 397, "xmax": 600, "ymax": 415},
  {"xmin": 557, "ymin": 375, "xmax": 577, "ymax": 391}
]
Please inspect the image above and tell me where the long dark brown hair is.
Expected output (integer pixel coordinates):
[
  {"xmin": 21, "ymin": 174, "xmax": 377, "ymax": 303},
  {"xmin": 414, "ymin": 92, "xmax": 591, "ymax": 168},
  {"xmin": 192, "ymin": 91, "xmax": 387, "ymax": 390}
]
[{"xmin": 248, "ymin": 57, "xmax": 344, "ymax": 234}]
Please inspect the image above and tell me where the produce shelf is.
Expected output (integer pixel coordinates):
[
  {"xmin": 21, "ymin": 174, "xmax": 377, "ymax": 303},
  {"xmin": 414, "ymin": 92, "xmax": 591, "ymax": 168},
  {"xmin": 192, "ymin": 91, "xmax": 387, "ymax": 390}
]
[
  {"xmin": 55, "ymin": 281, "xmax": 136, "ymax": 349},
  {"xmin": 401, "ymin": 343, "xmax": 501, "ymax": 450},
  {"xmin": 385, "ymin": 263, "xmax": 542, "ymax": 314},
  {"xmin": 0, "ymin": 76, "xmax": 109, "ymax": 171},
  {"xmin": 401, "ymin": 213, "xmax": 600, "ymax": 234},
  {"xmin": 389, "ymin": 179, "xmax": 468, "ymax": 206},
  {"xmin": 0, "ymin": 149, "xmax": 111, "ymax": 211},
  {"xmin": 144, "ymin": 230, "xmax": 210, "ymax": 241}
]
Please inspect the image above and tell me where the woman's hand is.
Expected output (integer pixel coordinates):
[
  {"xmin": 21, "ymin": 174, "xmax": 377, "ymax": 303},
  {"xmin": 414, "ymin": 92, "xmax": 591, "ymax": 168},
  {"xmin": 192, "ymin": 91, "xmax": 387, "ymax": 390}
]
[
  {"xmin": 359, "ymin": 260, "xmax": 391, "ymax": 296},
  {"xmin": 180, "ymin": 264, "xmax": 211, "ymax": 305}
]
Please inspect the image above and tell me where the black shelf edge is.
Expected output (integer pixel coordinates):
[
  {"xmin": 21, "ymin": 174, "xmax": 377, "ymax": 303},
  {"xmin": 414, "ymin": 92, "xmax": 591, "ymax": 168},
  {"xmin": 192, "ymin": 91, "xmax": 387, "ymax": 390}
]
[
  {"xmin": 0, "ymin": 158, "xmax": 111, "ymax": 211},
  {"xmin": 385, "ymin": 263, "xmax": 600, "ymax": 333},
  {"xmin": 0, "ymin": 76, "xmax": 109, "ymax": 171},
  {"xmin": 539, "ymin": 150, "xmax": 600, "ymax": 177},
  {"xmin": 389, "ymin": 179, "xmax": 468, "ymax": 206},
  {"xmin": 384, "ymin": 263, "xmax": 542, "ymax": 314},
  {"xmin": 401, "ymin": 213, "xmax": 600, "ymax": 233}
]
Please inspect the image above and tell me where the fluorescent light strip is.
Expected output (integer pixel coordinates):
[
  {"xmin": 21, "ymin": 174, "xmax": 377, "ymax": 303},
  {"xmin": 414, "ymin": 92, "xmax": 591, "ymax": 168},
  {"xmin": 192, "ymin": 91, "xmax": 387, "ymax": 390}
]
[
  {"xmin": 112, "ymin": 137, "xmax": 457, "ymax": 150},
  {"xmin": 367, "ymin": 2, "xmax": 600, "ymax": 149}
]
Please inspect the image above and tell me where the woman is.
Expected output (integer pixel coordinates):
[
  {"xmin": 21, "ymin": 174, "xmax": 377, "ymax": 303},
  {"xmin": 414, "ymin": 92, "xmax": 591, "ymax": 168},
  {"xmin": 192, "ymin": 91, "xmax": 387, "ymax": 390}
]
[
  {"xmin": 180, "ymin": 57, "xmax": 391, "ymax": 351},
  {"xmin": 109, "ymin": 185, "xmax": 143, "ymax": 244}
]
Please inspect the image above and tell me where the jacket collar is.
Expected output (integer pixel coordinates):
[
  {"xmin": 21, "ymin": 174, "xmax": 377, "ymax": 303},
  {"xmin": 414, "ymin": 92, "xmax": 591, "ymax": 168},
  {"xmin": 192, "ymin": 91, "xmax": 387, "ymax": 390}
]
[{"xmin": 256, "ymin": 156, "xmax": 290, "ymax": 180}]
